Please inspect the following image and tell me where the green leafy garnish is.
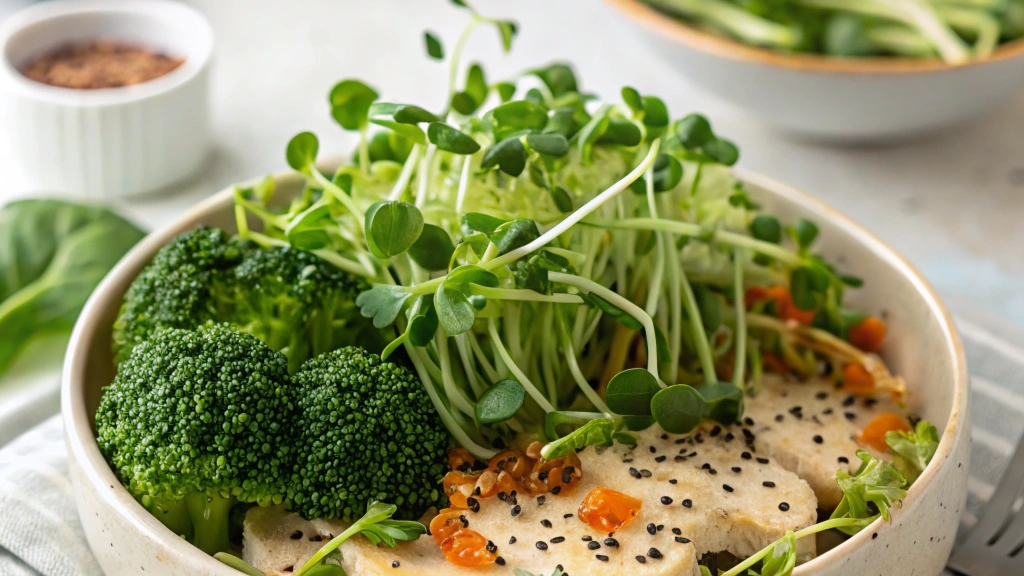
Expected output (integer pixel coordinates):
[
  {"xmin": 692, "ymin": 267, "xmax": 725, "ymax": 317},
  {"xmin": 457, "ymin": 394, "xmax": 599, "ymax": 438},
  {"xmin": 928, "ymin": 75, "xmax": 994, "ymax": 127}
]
[
  {"xmin": 886, "ymin": 420, "xmax": 939, "ymax": 483},
  {"xmin": 830, "ymin": 449, "xmax": 908, "ymax": 535}
]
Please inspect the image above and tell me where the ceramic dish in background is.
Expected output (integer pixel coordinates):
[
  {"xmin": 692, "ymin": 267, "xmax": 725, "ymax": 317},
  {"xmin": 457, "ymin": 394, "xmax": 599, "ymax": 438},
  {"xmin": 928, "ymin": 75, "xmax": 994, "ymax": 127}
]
[
  {"xmin": 0, "ymin": 0, "xmax": 214, "ymax": 199},
  {"xmin": 61, "ymin": 164, "xmax": 970, "ymax": 575},
  {"xmin": 604, "ymin": 0, "xmax": 1024, "ymax": 142}
]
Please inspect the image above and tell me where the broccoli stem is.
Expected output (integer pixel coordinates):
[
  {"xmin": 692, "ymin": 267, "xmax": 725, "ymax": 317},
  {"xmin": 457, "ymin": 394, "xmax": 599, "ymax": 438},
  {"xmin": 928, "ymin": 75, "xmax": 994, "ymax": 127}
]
[
  {"xmin": 185, "ymin": 491, "xmax": 235, "ymax": 555},
  {"xmin": 140, "ymin": 495, "xmax": 193, "ymax": 540}
]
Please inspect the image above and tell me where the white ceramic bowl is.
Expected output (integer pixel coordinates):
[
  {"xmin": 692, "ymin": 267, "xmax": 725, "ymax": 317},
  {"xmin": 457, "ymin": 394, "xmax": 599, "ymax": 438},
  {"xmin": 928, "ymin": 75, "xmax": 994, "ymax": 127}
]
[
  {"xmin": 62, "ymin": 167, "xmax": 969, "ymax": 575},
  {"xmin": 605, "ymin": 0, "xmax": 1024, "ymax": 142},
  {"xmin": 0, "ymin": 0, "xmax": 213, "ymax": 198}
]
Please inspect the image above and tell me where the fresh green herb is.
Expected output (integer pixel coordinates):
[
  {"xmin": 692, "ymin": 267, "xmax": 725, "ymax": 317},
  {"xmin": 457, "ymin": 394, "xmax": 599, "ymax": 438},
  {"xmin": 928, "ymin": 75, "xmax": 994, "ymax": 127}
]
[
  {"xmin": 886, "ymin": 420, "xmax": 940, "ymax": 483},
  {"xmin": 424, "ymin": 31, "xmax": 444, "ymax": 60},
  {"xmin": 293, "ymin": 501, "xmax": 426, "ymax": 576},
  {"xmin": 475, "ymin": 378, "xmax": 526, "ymax": 424},
  {"xmin": 0, "ymin": 199, "xmax": 144, "ymax": 378},
  {"xmin": 214, "ymin": 553, "xmax": 266, "ymax": 576}
]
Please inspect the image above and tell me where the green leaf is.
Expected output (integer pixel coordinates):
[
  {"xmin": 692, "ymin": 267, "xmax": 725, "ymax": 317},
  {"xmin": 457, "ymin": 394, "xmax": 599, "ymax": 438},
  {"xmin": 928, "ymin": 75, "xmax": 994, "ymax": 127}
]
[
  {"xmin": 452, "ymin": 63, "xmax": 488, "ymax": 114},
  {"xmin": 481, "ymin": 136, "xmax": 527, "ymax": 177},
  {"xmin": 529, "ymin": 63, "xmax": 578, "ymax": 98},
  {"xmin": 408, "ymin": 224, "xmax": 455, "ymax": 271},
  {"xmin": 541, "ymin": 418, "xmax": 615, "ymax": 459},
  {"xmin": 704, "ymin": 137, "xmax": 739, "ymax": 166},
  {"xmin": 408, "ymin": 298, "xmax": 439, "ymax": 347},
  {"xmin": 543, "ymin": 107, "xmax": 576, "ymax": 137},
  {"xmin": 286, "ymin": 132, "xmax": 319, "ymax": 173},
  {"xmin": 840, "ymin": 274, "xmax": 864, "ymax": 288},
  {"xmin": 621, "ymin": 86, "xmax": 643, "ymax": 113},
  {"xmin": 372, "ymin": 102, "xmax": 439, "ymax": 124},
  {"xmin": 676, "ymin": 114, "xmax": 714, "ymax": 148},
  {"xmin": 606, "ymin": 368, "xmax": 661, "ymax": 416},
  {"xmin": 214, "ymin": 553, "xmax": 266, "ymax": 576},
  {"xmin": 285, "ymin": 203, "xmax": 333, "ymax": 250},
  {"xmin": 758, "ymin": 531, "xmax": 797, "ymax": 576},
  {"xmin": 492, "ymin": 100, "xmax": 548, "ymax": 133},
  {"xmin": 790, "ymin": 218, "xmax": 819, "ymax": 249},
  {"xmin": 693, "ymin": 381, "xmax": 743, "ymax": 425},
  {"xmin": 641, "ymin": 96, "xmax": 669, "ymax": 128},
  {"xmin": 579, "ymin": 292, "xmax": 642, "ymax": 330},
  {"xmin": 450, "ymin": 0, "xmax": 469, "ymax": 8},
  {"xmin": 424, "ymin": 31, "xmax": 444, "ymax": 60},
  {"xmin": 490, "ymin": 219, "xmax": 540, "ymax": 256},
  {"xmin": 329, "ymin": 80, "xmax": 379, "ymax": 131},
  {"xmin": 475, "ymin": 379, "xmax": 526, "ymax": 424},
  {"xmin": 886, "ymin": 420, "xmax": 939, "ymax": 484},
  {"xmin": 651, "ymin": 385, "xmax": 706, "ymax": 434},
  {"xmin": 550, "ymin": 185, "xmax": 573, "ymax": 213},
  {"xmin": 364, "ymin": 201, "xmax": 424, "ymax": 259},
  {"xmin": 598, "ymin": 118, "xmax": 642, "ymax": 147},
  {"xmin": 435, "ymin": 285, "xmax": 476, "ymax": 335},
  {"xmin": 446, "ymin": 265, "xmax": 499, "ymax": 290},
  {"xmin": 427, "ymin": 123, "xmax": 481, "ymax": 154},
  {"xmin": 460, "ymin": 213, "xmax": 508, "ymax": 237},
  {"xmin": 631, "ymin": 153, "xmax": 683, "ymax": 194},
  {"xmin": 368, "ymin": 131, "xmax": 395, "ymax": 162},
  {"xmin": 525, "ymin": 133, "xmax": 569, "ymax": 157},
  {"xmin": 693, "ymin": 285, "xmax": 721, "ymax": 334},
  {"xmin": 576, "ymin": 105, "xmax": 611, "ymax": 165},
  {"xmin": 495, "ymin": 20, "xmax": 518, "ymax": 52},
  {"xmin": 356, "ymin": 285, "xmax": 412, "ymax": 328},
  {"xmin": 830, "ymin": 450, "xmax": 908, "ymax": 535},
  {"xmin": 749, "ymin": 215, "xmax": 782, "ymax": 244},
  {"xmin": 493, "ymin": 81, "xmax": 516, "ymax": 103}
]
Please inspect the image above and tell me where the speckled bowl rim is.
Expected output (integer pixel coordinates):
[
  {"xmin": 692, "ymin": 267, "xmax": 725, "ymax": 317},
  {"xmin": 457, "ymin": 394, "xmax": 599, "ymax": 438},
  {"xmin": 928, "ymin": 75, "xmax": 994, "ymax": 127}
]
[
  {"xmin": 605, "ymin": 0, "xmax": 1024, "ymax": 75},
  {"xmin": 61, "ymin": 165, "xmax": 968, "ymax": 575}
]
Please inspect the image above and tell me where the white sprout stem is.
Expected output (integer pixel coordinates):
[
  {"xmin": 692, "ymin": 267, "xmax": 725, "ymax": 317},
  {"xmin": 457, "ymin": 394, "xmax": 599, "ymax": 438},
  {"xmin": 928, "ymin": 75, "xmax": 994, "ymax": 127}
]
[
  {"xmin": 506, "ymin": 304, "xmax": 526, "ymax": 367},
  {"xmin": 404, "ymin": 343, "xmax": 497, "ymax": 459},
  {"xmin": 563, "ymin": 332, "xmax": 611, "ymax": 414},
  {"xmin": 466, "ymin": 331, "xmax": 501, "ymax": 383},
  {"xmin": 312, "ymin": 249, "xmax": 376, "ymax": 277},
  {"xmin": 721, "ymin": 517, "xmax": 873, "ymax": 576},
  {"xmin": 388, "ymin": 144, "xmax": 422, "ymax": 201},
  {"xmin": 453, "ymin": 334, "xmax": 485, "ymax": 398},
  {"xmin": 468, "ymin": 285, "xmax": 585, "ymax": 305},
  {"xmin": 549, "ymin": 272, "xmax": 662, "ymax": 382},
  {"xmin": 246, "ymin": 231, "xmax": 289, "ymax": 248},
  {"xmin": 487, "ymin": 318, "xmax": 557, "ymax": 413},
  {"xmin": 540, "ymin": 309, "xmax": 559, "ymax": 407},
  {"xmin": 665, "ymin": 232, "xmax": 683, "ymax": 384},
  {"xmin": 643, "ymin": 165, "xmax": 665, "ymax": 317},
  {"xmin": 436, "ymin": 330, "xmax": 477, "ymax": 418},
  {"xmin": 415, "ymin": 144, "xmax": 436, "ymax": 209},
  {"xmin": 732, "ymin": 249, "xmax": 748, "ymax": 389},
  {"xmin": 678, "ymin": 267, "xmax": 718, "ymax": 384},
  {"xmin": 309, "ymin": 169, "xmax": 363, "ymax": 229},
  {"xmin": 454, "ymin": 153, "xmax": 474, "ymax": 214}
]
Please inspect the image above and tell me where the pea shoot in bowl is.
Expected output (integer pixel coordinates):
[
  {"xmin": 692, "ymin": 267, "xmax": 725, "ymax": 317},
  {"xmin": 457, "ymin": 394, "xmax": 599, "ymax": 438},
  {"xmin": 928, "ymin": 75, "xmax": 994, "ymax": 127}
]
[
  {"xmin": 62, "ymin": 2, "xmax": 968, "ymax": 575},
  {"xmin": 605, "ymin": 0, "xmax": 1024, "ymax": 141}
]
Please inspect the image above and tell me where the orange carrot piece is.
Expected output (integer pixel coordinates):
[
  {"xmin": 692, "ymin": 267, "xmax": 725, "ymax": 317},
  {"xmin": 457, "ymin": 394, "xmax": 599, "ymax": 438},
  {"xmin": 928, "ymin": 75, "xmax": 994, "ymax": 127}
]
[
  {"xmin": 841, "ymin": 363, "xmax": 875, "ymax": 395},
  {"xmin": 858, "ymin": 412, "xmax": 911, "ymax": 452},
  {"xmin": 849, "ymin": 316, "xmax": 887, "ymax": 353}
]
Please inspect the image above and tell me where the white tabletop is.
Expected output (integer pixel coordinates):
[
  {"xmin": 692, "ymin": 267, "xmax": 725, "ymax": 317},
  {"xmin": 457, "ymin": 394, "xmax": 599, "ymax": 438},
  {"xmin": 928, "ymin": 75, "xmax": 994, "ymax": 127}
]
[{"xmin": 2, "ymin": 0, "xmax": 1023, "ymax": 328}]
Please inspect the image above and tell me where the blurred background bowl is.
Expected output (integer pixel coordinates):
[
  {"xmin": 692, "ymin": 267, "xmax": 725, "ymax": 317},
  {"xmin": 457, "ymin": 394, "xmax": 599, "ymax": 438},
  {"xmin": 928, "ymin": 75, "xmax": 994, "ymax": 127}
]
[{"xmin": 605, "ymin": 0, "xmax": 1024, "ymax": 143}]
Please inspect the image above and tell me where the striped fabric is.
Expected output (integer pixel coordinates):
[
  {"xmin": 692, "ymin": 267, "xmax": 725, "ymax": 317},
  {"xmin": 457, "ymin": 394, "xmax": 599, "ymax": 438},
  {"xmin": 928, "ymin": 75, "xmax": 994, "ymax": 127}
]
[{"xmin": 0, "ymin": 317, "xmax": 1021, "ymax": 576}]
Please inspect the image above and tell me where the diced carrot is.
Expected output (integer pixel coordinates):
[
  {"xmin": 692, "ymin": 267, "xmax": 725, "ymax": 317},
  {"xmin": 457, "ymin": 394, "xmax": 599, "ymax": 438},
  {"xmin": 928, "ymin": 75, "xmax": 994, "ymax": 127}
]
[
  {"xmin": 762, "ymin": 353, "xmax": 790, "ymax": 374},
  {"xmin": 858, "ymin": 413, "xmax": 911, "ymax": 452},
  {"xmin": 767, "ymin": 286, "xmax": 816, "ymax": 325},
  {"xmin": 439, "ymin": 528, "xmax": 497, "ymax": 567},
  {"xmin": 578, "ymin": 487, "xmax": 642, "ymax": 533},
  {"xmin": 841, "ymin": 363, "xmax": 875, "ymax": 395},
  {"xmin": 745, "ymin": 286, "xmax": 769, "ymax": 308},
  {"xmin": 849, "ymin": 316, "xmax": 887, "ymax": 353}
]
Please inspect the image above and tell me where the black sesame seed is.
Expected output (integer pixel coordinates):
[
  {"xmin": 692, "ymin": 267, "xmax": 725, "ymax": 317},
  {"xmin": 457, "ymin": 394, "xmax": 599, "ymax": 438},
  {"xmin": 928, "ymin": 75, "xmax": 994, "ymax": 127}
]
[
  {"xmin": 551, "ymin": 486, "xmax": 562, "ymax": 495},
  {"xmin": 588, "ymin": 541, "xmax": 601, "ymax": 550},
  {"xmin": 872, "ymin": 533, "xmax": 878, "ymax": 540},
  {"xmin": 604, "ymin": 538, "xmax": 619, "ymax": 547},
  {"xmin": 676, "ymin": 535, "xmax": 692, "ymax": 544},
  {"xmin": 661, "ymin": 433, "xmax": 669, "ymax": 440},
  {"xmin": 564, "ymin": 513, "xmax": 574, "ymax": 519},
  {"xmin": 661, "ymin": 496, "xmax": 673, "ymax": 505},
  {"xmin": 467, "ymin": 497, "xmax": 480, "ymax": 513},
  {"xmin": 823, "ymin": 408, "xmax": 834, "ymax": 415},
  {"xmin": 865, "ymin": 399, "xmax": 878, "ymax": 408},
  {"xmin": 596, "ymin": 555, "xmax": 609, "ymax": 562},
  {"xmin": 724, "ymin": 432, "xmax": 735, "ymax": 441},
  {"xmin": 486, "ymin": 541, "xmax": 497, "ymax": 553},
  {"xmin": 674, "ymin": 455, "xmax": 685, "ymax": 463},
  {"xmin": 636, "ymin": 556, "xmax": 647, "ymax": 564},
  {"xmin": 672, "ymin": 527, "xmax": 682, "ymax": 535},
  {"xmin": 538, "ymin": 471, "xmax": 549, "ymax": 482},
  {"xmin": 647, "ymin": 523, "xmax": 657, "ymax": 535},
  {"xmin": 741, "ymin": 452, "xmax": 752, "ymax": 460},
  {"xmin": 649, "ymin": 548, "xmax": 663, "ymax": 559},
  {"xmin": 497, "ymin": 491, "xmax": 507, "ymax": 501},
  {"xmin": 537, "ymin": 495, "xmax": 545, "ymax": 506},
  {"xmin": 563, "ymin": 466, "xmax": 576, "ymax": 483},
  {"xmin": 757, "ymin": 457, "xmax": 769, "ymax": 464},
  {"xmin": 742, "ymin": 428, "xmax": 755, "ymax": 441},
  {"xmin": 838, "ymin": 456, "xmax": 850, "ymax": 464},
  {"xmin": 474, "ymin": 486, "xmax": 481, "ymax": 496},
  {"xmin": 744, "ymin": 417, "xmax": 755, "ymax": 426},
  {"xmin": 844, "ymin": 412, "xmax": 857, "ymax": 420},
  {"xmin": 510, "ymin": 536, "xmax": 517, "ymax": 544},
  {"xmin": 709, "ymin": 468, "xmax": 718, "ymax": 475},
  {"xmin": 541, "ymin": 519, "xmax": 552, "ymax": 528},
  {"xmin": 682, "ymin": 499, "xmax": 693, "ymax": 508},
  {"xmin": 392, "ymin": 560, "xmax": 400, "ymax": 568},
  {"xmin": 290, "ymin": 530, "xmax": 303, "ymax": 540},
  {"xmin": 640, "ymin": 469, "xmax": 652, "ymax": 477},
  {"xmin": 649, "ymin": 446, "xmax": 657, "ymax": 453},
  {"xmin": 775, "ymin": 414, "xmax": 785, "ymax": 422},
  {"xmin": 629, "ymin": 467, "xmax": 641, "ymax": 479},
  {"xmin": 731, "ymin": 466, "xmax": 742, "ymax": 473},
  {"xmin": 511, "ymin": 505, "xmax": 521, "ymax": 516},
  {"xmin": 779, "ymin": 502, "xmax": 790, "ymax": 511},
  {"xmin": 702, "ymin": 462, "xmax": 711, "ymax": 469},
  {"xmin": 723, "ymin": 484, "xmax": 734, "ymax": 492},
  {"xmin": 669, "ymin": 479, "xmax": 678, "ymax": 484},
  {"xmin": 843, "ymin": 396, "xmax": 856, "ymax": 407},
  {"xmin": 763, "ymin": 481, "xmax": 776, "ymax": 488},
  {"xmin": 536, "ymin": 541, "xmax": 548, "ymax": 551},
  {"xmin": 710, "ymin": 425, "xmax": 722, "ymax": 437},
  {"xmin": 655, "ymin": 455, "xmax": 667, "ymax": 463},
  {"xmin": 551, "ymin": 536, "xmax": 565, "ymax": 544},
  {"xmin": 813, "ymin": 435, "xmax": 824, "ymax": 444},
  {"xmin": 496, "ymin": 557, "xmax": 506, "ymax": 566},
  {"xmin": 816, "ymin": 391, "xmax": 829, "ymax": 400},
  {"xmin": 582, "ymin": 535, "xmax": 592, "ymax": 542},
  {"xmin": 657, "ymin": 524, "xmax": 664, "ymax": 531}
]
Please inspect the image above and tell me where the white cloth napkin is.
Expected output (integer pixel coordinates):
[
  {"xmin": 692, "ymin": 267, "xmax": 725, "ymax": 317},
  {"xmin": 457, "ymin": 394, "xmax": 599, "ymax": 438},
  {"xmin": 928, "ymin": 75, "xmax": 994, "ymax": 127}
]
[{"xmin": 0, "ymin": 314, "xmax": 1021, "ymax": 576}]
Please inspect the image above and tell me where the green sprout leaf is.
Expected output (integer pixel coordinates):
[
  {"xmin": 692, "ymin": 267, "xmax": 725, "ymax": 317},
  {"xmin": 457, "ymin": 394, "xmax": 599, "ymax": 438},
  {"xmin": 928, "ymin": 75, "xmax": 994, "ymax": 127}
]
[
  {"xmin": 356, "ymin": 285, "xmax": 412, "ymax": 328},
  {"xmin": 286, "ymin": 132, "xmax": 319, "ymax": 173},
  {"xmin": 481, "ymin": 136, "xmax": 527, "ymax": 177},
  {"xmin": 886, "ymin": 420, "xmax": 939, "ymax": 483},
  {"xmin": 329, "ymin": 80, "xmax": 379, "ymax": 131},
  {"xmin": 364, "ymin": 201, "xmax": 425, "ymax": 259},
  {"xmin": 495, "ymin": 20, "xmax": 518, "ymax": 52},
  {"xmin": 460, "ymin": 212, "xmax": 508, "ymax": 236},
  {"xmin": 543, "ymin": 107, "xmax": 576, "ymax": 137},
  {"xmin": 632, "ymin": 154, "xmax": 683, "ymax": 194},
  {"xmin": 677, "ymin": 114, "xmax": 714, "ymax": 148},
  {"xmin": 368, "ymin": 103, "xmax": 439, "ymax": 144},
  {"xmin": 621, "ymin": 86, "xmax": 643, "ymax": 114},
  {"xmin": 424, "ymin": 31, "xmax": 444, "ymax": 60},
  {"xmin": 830, "ymin": 450, "xmax": 908, "ymax": 535},
  {"xmin": 693, "ymin": 285, "xmax": 721, "ymax": 334},
  {"xmin": 435, "ymin": 285, "xmax": 476, "ymax": 335},
  {"xmin": 285, "ymin": 203, "xmax": 333, "ymax": 250},
  {"xmin": 427, "ymin": 122, "xmax": 481, "ymax": 154},
  {"xmin": 550, "ymin": 185, "xmax": 573, "ymax": 212},
  {"xmin": 641, "ymin": 96, "xmax": 669, "ymax": 129},
  {"xmin": 693, "ymin": 381, "xmax": 743, "ymax": 425},
  {"xmin": 651, "ymin": 385, "xmax": 706, "ymax": 434},
  {"xmin": 541, "ymin": 418, "xmax": 615, "ymax": 459},
  {"xmin": 704, "ymin": 137, "xmax": 739, "ymax": 166},
  {"xmin": 526, "ymin": 133, "xmax": 569, "ymax": 157},
  {"xmin": 493, "ymin": 81, "xmax": 516, "ymax": 103},
  {"xmin": 598, "ymin": 118, "xmax": 642, "ymax": 147},
  {"xmin": 475, "ymin": 379, "xmax": 526, "ymax": 424},
  {"xmin": 452, "ymin": 63, "xmax": 488, "ymax": 114},
  {"xmin": 606, "ymin": 368, "xmax": 661, "ymax": 416},
  {"xmin": 529, "ymin": 63, "xmax": 578, "ymax": 98},
  {"xmin": 408, "ymin": 223, "xmax": 456, "ymax": 271},
  {"xmin": 579, "ymin": 292, "xmax": 642, "ymax": 330},
  {"xmin": 492, "ymin": 100, "xmax": 548, "ymax": 133},
  {"xmin": 756, "ymin": 531, "xmax": 798, "ymax": 576},
  {"xmin": 407, "ymin": 297, "xmax": 439, "ymax": 347},
  {"xmin": 749, "ymin": 215, "xmax": 782, "ymax": 244},
  {"xmin": 490, "ymin": 219, "xmax": 540, "ymax": 256},
  {"xmin": 789, "ymin": 218, "xmax": 819, "ymax": 250},
  {"xmin": 576, "ymin": 105, "xmax": 611, "ymax": 165}
]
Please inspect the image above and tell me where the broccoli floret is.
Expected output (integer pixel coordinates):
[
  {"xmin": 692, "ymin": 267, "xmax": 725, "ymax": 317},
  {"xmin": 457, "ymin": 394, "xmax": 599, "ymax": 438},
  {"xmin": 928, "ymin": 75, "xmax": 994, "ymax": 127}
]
[
  {"xmin": 289, "ymin": 347, "xmax": 450, "ymax": 522},
  {"xmin": 96, "ymin": 324, "xmax": 296, "ymax": 554},
  {"xmin": 112, "ymin": 227, "xmax": 248, "ymax": 364},
  {"xmin": 230, "ymin": 246, "xmax": 382, "ymax": 373}
]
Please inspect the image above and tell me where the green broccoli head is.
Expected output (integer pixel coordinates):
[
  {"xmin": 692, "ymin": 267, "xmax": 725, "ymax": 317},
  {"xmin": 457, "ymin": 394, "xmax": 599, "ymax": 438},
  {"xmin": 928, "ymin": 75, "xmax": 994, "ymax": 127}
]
[
  {"xmin": 231, "ymin": 246, "xmax": 383, "ymax": 373},
  {"xmin": 96, "ymin": 324, "xmax": 297, "ymax": 553},
  {"xmin": 112, "ymin": 227, "xmax": 249, "ymax": 364},
  {"xmin": 289, "ymin": 347, "xmax": 450, "ymax": 522}
]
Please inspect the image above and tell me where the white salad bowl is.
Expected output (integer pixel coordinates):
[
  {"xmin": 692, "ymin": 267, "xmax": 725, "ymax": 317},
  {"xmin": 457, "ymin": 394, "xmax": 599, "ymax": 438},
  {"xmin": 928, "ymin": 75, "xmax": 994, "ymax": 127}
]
[
  {"xmin": 62, "ymin": 165, "xmax": 969, "ymax": 575},
  {"xmin": 605, "ymin": 0, "xmax": 1024, "ymax": 142}
]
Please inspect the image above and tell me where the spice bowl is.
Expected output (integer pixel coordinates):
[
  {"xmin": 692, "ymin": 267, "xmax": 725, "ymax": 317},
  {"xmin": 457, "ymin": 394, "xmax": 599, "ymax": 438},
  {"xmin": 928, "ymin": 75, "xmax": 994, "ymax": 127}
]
[{"xmin": 0, "ymin": 0, "xmax": 214, "ymax": 198}]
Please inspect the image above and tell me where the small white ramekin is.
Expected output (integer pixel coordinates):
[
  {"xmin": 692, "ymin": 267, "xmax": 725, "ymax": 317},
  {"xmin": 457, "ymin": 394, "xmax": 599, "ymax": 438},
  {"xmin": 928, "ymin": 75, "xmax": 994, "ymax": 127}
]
[{"xmin": 0, "ymin": 0, "xmax": 214, "ymax": 198}]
